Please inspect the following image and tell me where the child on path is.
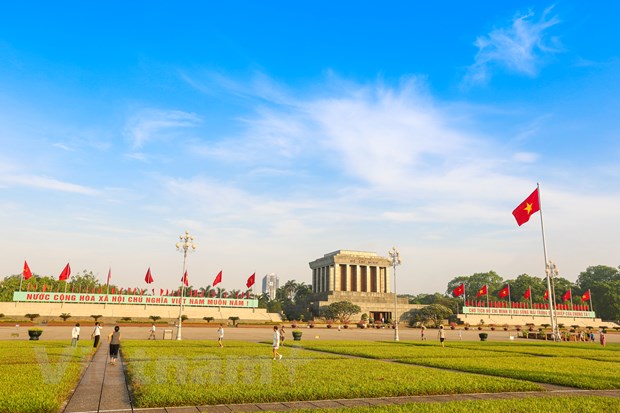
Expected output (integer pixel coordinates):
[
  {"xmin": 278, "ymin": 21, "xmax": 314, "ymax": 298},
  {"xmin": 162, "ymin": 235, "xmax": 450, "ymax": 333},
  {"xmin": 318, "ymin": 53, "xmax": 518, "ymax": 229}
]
[
  {"xmin": 71, "ymin": 323, "xmax": 80, "ymax": 347},
  {"xmin": 217, "ymin": 324, "xmax": 224, "ymax": 348},
  {"xmin": 438, "ymin": 325, "xmax": 446, "ymax": 348},
  {"xmin": 272, "ymin": 325, "xmax": 282, "ymax": 360}
]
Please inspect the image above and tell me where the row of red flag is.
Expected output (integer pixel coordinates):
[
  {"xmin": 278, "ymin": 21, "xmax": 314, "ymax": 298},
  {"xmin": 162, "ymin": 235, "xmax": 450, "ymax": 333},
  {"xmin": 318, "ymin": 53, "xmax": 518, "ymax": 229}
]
[
  {"xmin": 22, "ymin": 261, "xmax": 256, "ymax": 289},
  {"xmin": 454, "ymin": 282, "xmax": 591, "ymax": 302}
]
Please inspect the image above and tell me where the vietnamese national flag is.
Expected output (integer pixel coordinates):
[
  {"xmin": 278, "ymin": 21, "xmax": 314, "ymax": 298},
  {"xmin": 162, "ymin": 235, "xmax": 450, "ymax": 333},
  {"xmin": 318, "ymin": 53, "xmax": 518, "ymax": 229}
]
[
  {"xmin": 543, "ymin": 290, "xmax": 549, "ymax": 300},
  {"xmin": 42, "ymin": 284, "xmax": 47, "ymax": 292},
  {"xmin": 562, "ymin": 289, "xmax": 572, "ymax": 302},
  {"xmin": 212, "ymin": 270, "xmax": 222, "ymax": 286},
  {"xmin": 453, "ymin": 283, "xmax": 465, "ymax": 297},
  {"xmin": 246, "ymin": 273, "xmax": 255, "ymax": 289},
  {"xmin": 145, "ymin": 267, "xmax": 154, "ymax": 284},
  {"xmin": 582, "ymin": 290, "xmax": 591, "ymax": 301},
  {"xmin": 523, "ymin": 287, "xmax": 531, "ymax": 300},
  {"xmin": 182, "ymin": 270, "xmax": 189, "ymax": 287},
  {"xmin": 476, "ymin": 284, "xmax": 487, "ymax": 298},
  {"xmin": 512, "ymin": 188, "xmax": 541, "ymax": 226},
  {"xmin": 498, "ymin": 285, "xmax": 510, "ymax": 299},
  {"xmin": 23, "ymin": 261, "xmax": 33, "ymax": 280},
  {"xmin": 59, "ymin": 263, "xmax": 71, "ymax": 281}
]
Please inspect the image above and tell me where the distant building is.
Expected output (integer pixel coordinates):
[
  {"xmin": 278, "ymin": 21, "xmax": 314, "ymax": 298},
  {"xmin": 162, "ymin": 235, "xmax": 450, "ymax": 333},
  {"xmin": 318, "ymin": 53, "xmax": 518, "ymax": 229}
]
[
  {"xmin": 262, "ymin": 273, "xmax": 279, "ymax": 300},
  {"xmin": 309, "ymin": 250, "xmax": 423, "ymax": 322}
]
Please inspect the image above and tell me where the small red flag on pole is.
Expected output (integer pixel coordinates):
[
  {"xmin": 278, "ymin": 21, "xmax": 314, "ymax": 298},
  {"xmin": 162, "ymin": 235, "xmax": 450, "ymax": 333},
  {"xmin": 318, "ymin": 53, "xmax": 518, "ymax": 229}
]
[
  {"xmin": 182, "ymin": 270, "xmax": 189, "ymax": 287},
  {"xmin": 246, "ymin": 273, "xmax": 255, "ymax": 288},
  {"xmin": 145, "ymin": 268, "xmax": 154, "ymax": 284},
  {"xmin": 453, "ymin": 283, "xmax": 465, "ymax": 297},
  {"xmin": 23, "ymin": 261, "xmax": 33, "ymax": 280},
  {"xmin": 212, "ymin": 271, "xmax": 222, "ymax": 286},
  {"xmin": 59, "ymin": 263, "xmax": 71, "ymax": 281}
]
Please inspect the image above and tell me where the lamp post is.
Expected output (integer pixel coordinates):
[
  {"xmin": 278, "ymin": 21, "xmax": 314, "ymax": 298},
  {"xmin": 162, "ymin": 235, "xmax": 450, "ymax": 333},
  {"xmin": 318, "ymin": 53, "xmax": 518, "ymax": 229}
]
[
  {"xmin": 175, "ymin": 230, "xmax": 196, "ymax": 340},
  {"xmin": 546, "ymin": 260, "xmax": 561, "ymax": 342},
  {"xmin": 388, "ymin": 247, "xmax": 402, "ymax": 341}
]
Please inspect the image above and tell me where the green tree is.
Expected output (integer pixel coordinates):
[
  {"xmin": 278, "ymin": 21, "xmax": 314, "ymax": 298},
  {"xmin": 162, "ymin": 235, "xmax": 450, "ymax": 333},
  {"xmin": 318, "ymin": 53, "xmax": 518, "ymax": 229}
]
[
  {"xmin": 321, "ymin": 301, "xmax": 361, "ymax": 323},
  {"xmin": 504, "ymin": 273, "xmax": 546, "ymax": 302},
  {"xmin": 407, "ymin": 304, "xmax": 453, "ymax": 327},
  {"xmin": 576, "ymin": 265, "xmax": 620, "ymax": 321}
]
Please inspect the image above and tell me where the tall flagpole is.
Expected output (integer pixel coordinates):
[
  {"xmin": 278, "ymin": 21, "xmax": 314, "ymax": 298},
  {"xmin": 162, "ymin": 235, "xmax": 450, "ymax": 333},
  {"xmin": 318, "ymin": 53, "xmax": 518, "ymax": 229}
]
[
  {"xmin": 537, "ymin": 183, "xmax": 560, "ymax": 341},
  {"xmin": 529, "ymin": 286, "xmax": 533, "ymax": 309},
  {"xmin": 485, "ymin": 286, "xmax": 489, "ymax": 308}
]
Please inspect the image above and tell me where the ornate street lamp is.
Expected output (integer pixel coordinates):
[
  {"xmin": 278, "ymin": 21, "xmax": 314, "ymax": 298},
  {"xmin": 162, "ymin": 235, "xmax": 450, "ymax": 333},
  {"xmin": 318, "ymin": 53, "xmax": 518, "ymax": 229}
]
[
  {"xmin": 546, "ymin": 260, "xmax": 561, "ymax": 342},
  {"xmin": 175, "ymin": 230, "xmax": 196, "ymax": 340},
  {"xmin": 388, "ymin": 247, "xmax": 402, "ymax": 341}
]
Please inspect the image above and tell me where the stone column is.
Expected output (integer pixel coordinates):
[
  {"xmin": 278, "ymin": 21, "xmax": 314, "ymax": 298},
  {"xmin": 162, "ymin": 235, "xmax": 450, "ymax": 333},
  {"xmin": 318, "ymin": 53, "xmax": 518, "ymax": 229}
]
[
  {"xmin": 355, "ymin": 265, "xmax": 361, "ymax": 292},
  {"xmin": 334, "ymin": 264, "xmax": 340, "ymax": 292},
  {"xmin": 384, "ymin": 266, "xmax": 391, "ymax": 293},
  {"xmin": 312, "ymin": 269, "xmax": 317, "ymax": 293},
  {"xmin": 329, "ymin": 265, "xmax": 335, "ymax": 291},
  {"xmin": 344, "ymin": 265, "xmax": 350, "ymax": 291}
]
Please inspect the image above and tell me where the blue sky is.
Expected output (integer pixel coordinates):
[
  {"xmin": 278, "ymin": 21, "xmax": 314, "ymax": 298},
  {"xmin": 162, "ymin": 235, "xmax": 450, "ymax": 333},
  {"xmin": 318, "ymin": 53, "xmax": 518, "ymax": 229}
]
[{"xmin": 1, "ymin": 2, "xmax": 618, "ymax": 294}]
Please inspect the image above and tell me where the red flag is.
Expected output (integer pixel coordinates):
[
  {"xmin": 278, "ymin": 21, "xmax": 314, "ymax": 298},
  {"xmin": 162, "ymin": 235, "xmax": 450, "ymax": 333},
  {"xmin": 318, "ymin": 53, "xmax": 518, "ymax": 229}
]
[
  {"xmin": 246, "ymin": 273, "xmax": 255, "ymax": 289},
  {"xmin": 182, "ymin": 270, "xmax": 189, "ymax": 287},
  {"xmin": 145, "ymin": 267, "xmax": 154, "ymax": 284},
  {"xmin": 111, "ymin": 287, "xmax": 115, "ymax": 294},
  {"xmin": 582, "ymin": 290, "xmax": 590, "ymax": 301},
  {"xmin": 98, "ymin": 286, "xmax": 102, "ymax": 294},
  {"xmin": 42, "ymin": 284, "xmax": 47, "ymax": 292},
  {"xmin": 23, "ymin": 261, "xmax": 33, "ymax": 280},
  {"xmin": 212, "ymin": 270, "xmax": 222, "ymax": 286},
  {"xmin": 165, "ymin": 289, "xmax": 169, "ymax": 296},
  {"xmin": 498, "ymin": 285, "xmax": 510, "ymax": 298},
  {"xmin": 476, "ymin": 284, "xmax": 487, "ymax": 298},
  {"xmin": 512, "ymin": 188, "xmax": 540, "ymax": 226},
  {"xmin": 452, "ymin": 283, "xmax": 465, "ymax": 297},
  {"xmin": 562, "ymin": 289, "xmax": 572, "ymax": 302},
  {"xmin": 59, "ymin": 263, "xmax": 71, "ymax": 281},
  {"xmin": 523, "ymin": 287, "xmax": 531, "ymax": 300},
  {"xmin": 543, "ymin": 289, "xmax": 549, "ymax": 300}
]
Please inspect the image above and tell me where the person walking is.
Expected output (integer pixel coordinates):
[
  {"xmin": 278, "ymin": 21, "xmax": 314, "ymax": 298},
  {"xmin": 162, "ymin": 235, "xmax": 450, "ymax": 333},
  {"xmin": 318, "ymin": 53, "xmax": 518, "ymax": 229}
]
[
  {"xmin": 148, "ymin": 323, "xmax": 156, "ymax": 340},
  {"xmin": 91, "ymin": 322, "xmax": 102, "ymax": 348},
  {"xmin": 420, "ymin": 325, "xmax": 426, "ymax": 341},
  {"xmin": 279, "ymin": 325, "xmax": 286, "ymax": 345},
  {"xmin": 600, "ymin": 331, "xmax": 607, "ymax": 347},
  {"xmin": 217, "ymin": 324, "xmax": 224, "ymax": 348},
  {"xmin": 71, "ymin": 323, "xmax": 80, "ymax": 347},
  {"xmin": 272, "ymin": 325, "xmax": 282, "ymax": 360},
  {"xmin": 108, "ymin": 326, "xmax": 121, "ymax": 365},
  {"xmin": 438, "ymin": 325, "xmax": 446, "ymax": 348}
]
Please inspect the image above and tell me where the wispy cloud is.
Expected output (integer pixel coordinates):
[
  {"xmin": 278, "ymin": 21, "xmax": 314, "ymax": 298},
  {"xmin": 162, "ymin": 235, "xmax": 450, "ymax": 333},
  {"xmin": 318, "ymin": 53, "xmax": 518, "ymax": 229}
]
[
  {"xmin": 0, "ymin": 172, "xmax": 98, "ymax": 195},
  {"xmin": 465, "ymin": 6, "xmax": 561, "ymax": 85},
  {"xmin": 124, "ymin": 109, "xmax": 202, "ymax": 149}
]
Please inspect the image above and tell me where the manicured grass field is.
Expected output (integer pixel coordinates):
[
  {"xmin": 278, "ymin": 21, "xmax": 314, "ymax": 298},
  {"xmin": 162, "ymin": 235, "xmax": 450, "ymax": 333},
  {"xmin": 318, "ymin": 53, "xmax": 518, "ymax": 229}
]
[
  {"xmin": 121, "ymin": 340, "xmax": 541, "ymax": 408},
  {"xmin": 296, "ymin": 340, "xmax": 620, "ymax": 390},
  {"xmin": 263, "ymin": 396, "xmax": 620, "ymax": 413},
  {"xmin": 0, "ymin": 341, "xmax": 92, "ymax": 413}
]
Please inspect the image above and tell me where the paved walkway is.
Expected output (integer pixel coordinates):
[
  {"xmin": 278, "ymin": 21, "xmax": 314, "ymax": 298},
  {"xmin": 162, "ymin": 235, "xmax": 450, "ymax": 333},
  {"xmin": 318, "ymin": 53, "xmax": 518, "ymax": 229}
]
[
  {"xmin": 60, "ymin": 342, "xmax": 620, "ymax": 413},
  {"xmin": 62, "ymin": 344, "xmax": 132, "ymax": 413}
]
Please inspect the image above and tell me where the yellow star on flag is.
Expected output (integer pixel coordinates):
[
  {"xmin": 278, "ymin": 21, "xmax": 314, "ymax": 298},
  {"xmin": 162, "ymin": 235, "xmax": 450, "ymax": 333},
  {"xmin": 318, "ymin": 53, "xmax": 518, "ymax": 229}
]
[{"xmin": 524, "ymin": 202, "xmax": 533, "ymax": 215}]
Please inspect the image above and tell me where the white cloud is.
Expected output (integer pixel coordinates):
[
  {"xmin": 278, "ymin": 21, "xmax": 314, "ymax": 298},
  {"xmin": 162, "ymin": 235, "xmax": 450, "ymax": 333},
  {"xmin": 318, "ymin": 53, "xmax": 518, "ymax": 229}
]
[
  {"xmin": 124, "ymin": 109, "xmax": 202, "ymax": 149},
  {"xmin": 465, "ymin": 6, "xmax": 561, "ymax": 85},
  {"xmin": 0, "ymin": 172, "xmax": 98, "ymax": 195}
]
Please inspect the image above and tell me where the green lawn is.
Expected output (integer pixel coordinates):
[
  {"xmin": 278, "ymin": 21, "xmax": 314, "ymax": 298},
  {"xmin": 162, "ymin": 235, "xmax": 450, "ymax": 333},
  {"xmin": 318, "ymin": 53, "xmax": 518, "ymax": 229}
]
[
  {"xmin": 121, "ymin": 340, "xmax": 541, "ymax": 408},
  {"xmin": 0, "ymin": 341, "xmax": 92, "ymax": 413},
  {"xmin": 295, "ymin": 340, "xmax": 620, "ymax": 390},
  {"xmin": 263, "ymin": 396, "xmax": 620, "ymax": 413}
]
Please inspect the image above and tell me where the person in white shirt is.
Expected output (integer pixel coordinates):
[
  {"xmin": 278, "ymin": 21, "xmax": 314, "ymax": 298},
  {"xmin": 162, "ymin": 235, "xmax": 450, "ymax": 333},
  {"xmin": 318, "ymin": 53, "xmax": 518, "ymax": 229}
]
[
  {"xmin": 71, "ymin": 323, "xmax": 80, "ymax": 347},
  {"xmin": 92, "ymin": 322, "xmax": 102, "ymax": 348},
  {"xmin": 217, "ymin": 324, "xmax": 224, "ymax": 348},
  {"xmin": 148, "ymin": 323, "xmax": 156, "ymax": 340},
  {"xmin": 272, "ymin": 325, "xmax": 282, "ymax": 360}
]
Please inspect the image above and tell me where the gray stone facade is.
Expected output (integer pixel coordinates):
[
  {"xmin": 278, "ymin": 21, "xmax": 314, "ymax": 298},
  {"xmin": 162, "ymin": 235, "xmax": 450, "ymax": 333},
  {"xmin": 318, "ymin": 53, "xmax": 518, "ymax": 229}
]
[{"xmin": 309, "ymin": 250, "xmax": 423, "ymax": 323}]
